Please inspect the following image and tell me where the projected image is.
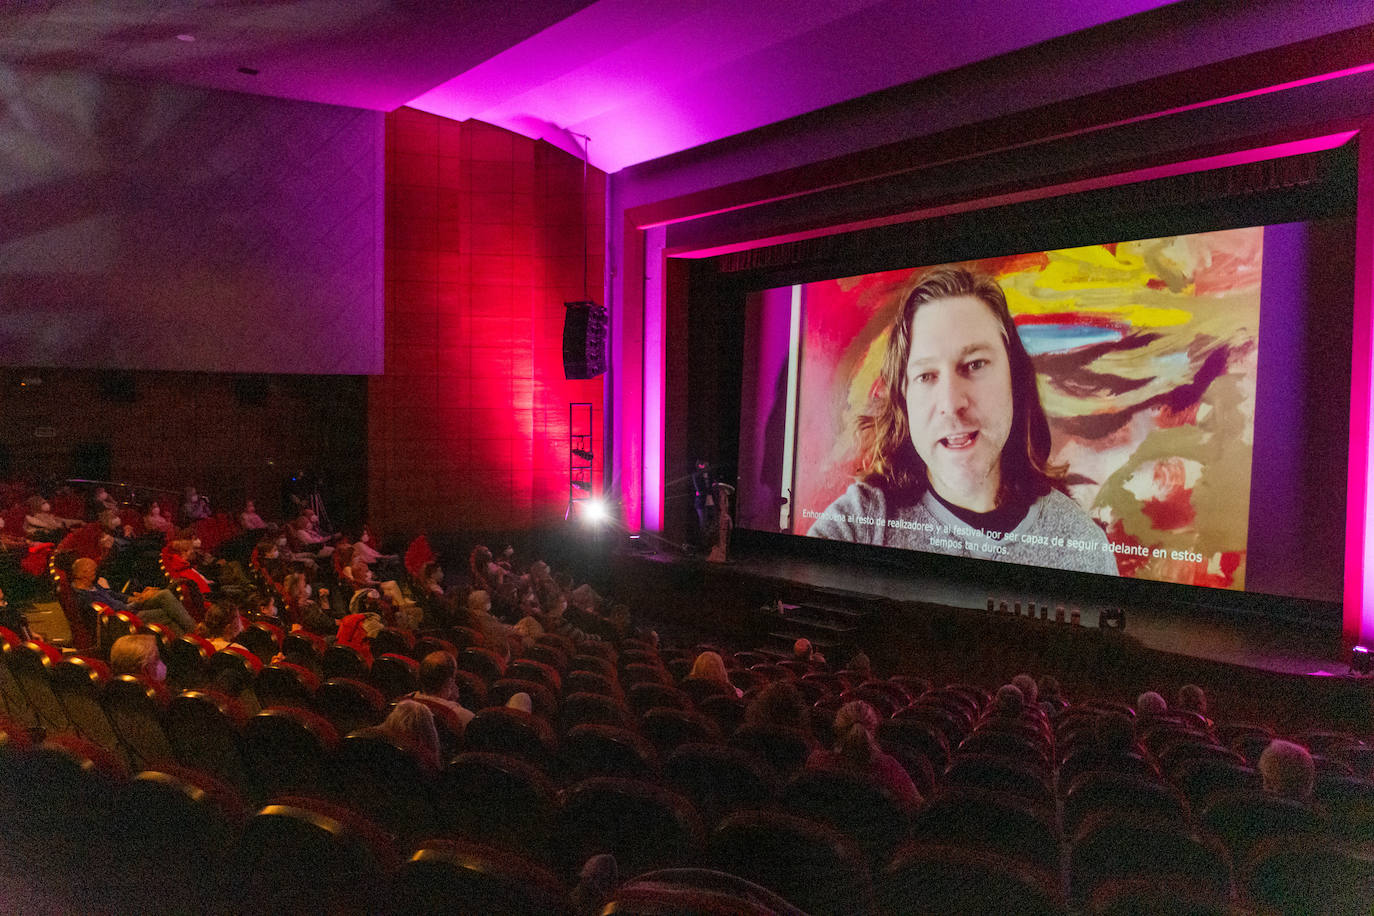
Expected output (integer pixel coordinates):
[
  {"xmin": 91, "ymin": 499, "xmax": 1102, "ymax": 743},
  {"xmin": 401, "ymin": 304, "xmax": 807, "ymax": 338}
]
[{"xmin": 763, "ymin": 228, "xmax": 1262, "ymax": 589}]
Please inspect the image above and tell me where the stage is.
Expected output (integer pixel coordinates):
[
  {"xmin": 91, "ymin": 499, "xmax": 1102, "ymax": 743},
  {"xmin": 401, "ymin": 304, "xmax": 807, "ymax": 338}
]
[{"xmin": 610, "ymin": 531, "xmax": 1352, "ymax": 681}]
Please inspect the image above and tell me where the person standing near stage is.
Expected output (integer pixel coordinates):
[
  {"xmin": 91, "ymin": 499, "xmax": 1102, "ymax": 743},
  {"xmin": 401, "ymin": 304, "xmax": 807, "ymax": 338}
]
[{"xmin": 808, "ymin": 266, "xmax": 1116, "ymax": 576}]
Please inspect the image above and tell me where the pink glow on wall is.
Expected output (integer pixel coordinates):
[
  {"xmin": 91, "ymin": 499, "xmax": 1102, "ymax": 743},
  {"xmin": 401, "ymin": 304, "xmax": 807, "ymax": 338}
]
[
  {"xmin": 371, "ymin": 109, "xmax": 605, "ymax": 535},
  {"xmin": 1345, "ymin": 124, "xmax": 1374, "ymax": 649}
]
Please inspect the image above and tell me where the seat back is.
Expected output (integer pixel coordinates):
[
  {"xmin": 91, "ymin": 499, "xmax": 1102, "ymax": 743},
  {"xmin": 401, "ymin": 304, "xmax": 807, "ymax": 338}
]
[
  {"xmin": 49, "ymin": 656, "xmax": 122, "ymax": 758},
  {"xmin": 164, "ymin": 689, "xmax": 253, "ymax": 796},
  {"xmin": 324, "ymin": 730, "xmax": 437, "ymax": 841},
  {"xmin": 879, "ymin": 842, "xmax": 1065, "ymax": 916},
  {"xmin": 554, "ymin": 776, "xmax": 705, "ymax": 882},
  {"xmin": 709, "ymin": 809, "xmax": 875, "ymax": 916},
  {"xmin": 389, "ymin": 838, "xmax": 571, "ymax": 916},
  {"xmin": 1067, "ymin": 811, "xmax": 1232, "ymax": 908},
  {"xmin": 664, "ymin": 742, "xmax": 779, "ymax": 829},
  {"xmin": 223, "ymin": 797, "xmax": 396, "ymax": 914},
  {"xmin": 313, "ymin": 677, "xmax": 386, "ymax": 736},
  {"xmin": 241, "ymin": 706, "xmax": 338, "ymax": 799},
  {"xmin": 8, "ymin": 638, "xmax": 69, "ymax": 732},
  {"xmin": 641, "ymin": 707, "xmax": 722, "ymax": 755},
  {"xmin": 782, "ymin": 767, "xmax": 913, "ymax": 867},
  {"xmin": 909, "ymin": 787, "xmax": 1060, "ymax": 873},
  {"xmin": 562, "ymin": 722, "xmax": 660, "ymax": 780},
  {"xmin": 462, "ymin": 707, "xmax": 556, "ymax": 768},
  {"xmin": 103, "ymin": 675, "xmax": 175, "ymax": 770},
  {"xmin": 437, "ymin": 752, "xmax": 557, "ymax": 859}
]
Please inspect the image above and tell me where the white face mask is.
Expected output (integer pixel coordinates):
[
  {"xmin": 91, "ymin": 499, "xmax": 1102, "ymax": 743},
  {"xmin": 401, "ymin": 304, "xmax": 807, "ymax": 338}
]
[
  {"xmin": 303, "ymin": 585, "xmax": 312, "ymax": 598},
  {"xmin": 191, "ymin": 538, "xmax": 201, "ymax": 549}
]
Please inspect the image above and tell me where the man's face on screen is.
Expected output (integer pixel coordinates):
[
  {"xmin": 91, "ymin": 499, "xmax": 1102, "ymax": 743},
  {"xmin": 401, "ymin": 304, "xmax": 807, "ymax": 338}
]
[{"xmin": 904, "ymin": 294, "xmax": 1014, "ymax": 512}]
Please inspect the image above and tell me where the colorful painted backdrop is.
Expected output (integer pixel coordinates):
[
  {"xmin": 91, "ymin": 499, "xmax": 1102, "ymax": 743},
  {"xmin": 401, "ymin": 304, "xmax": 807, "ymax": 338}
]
[{"xmin": 793, "ymin": 227, "xmax": 1262, "ymax": 589}]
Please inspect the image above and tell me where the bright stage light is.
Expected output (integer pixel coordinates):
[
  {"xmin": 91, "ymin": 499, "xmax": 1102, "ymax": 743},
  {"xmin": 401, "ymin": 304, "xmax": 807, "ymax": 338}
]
[
  {"xmin": 582, "ymin": 499, "xmax": 608, "ymax": 524},
  {"xmin": 1353, "ymin": 645, "xmax": 1372, "ymax": 675}
]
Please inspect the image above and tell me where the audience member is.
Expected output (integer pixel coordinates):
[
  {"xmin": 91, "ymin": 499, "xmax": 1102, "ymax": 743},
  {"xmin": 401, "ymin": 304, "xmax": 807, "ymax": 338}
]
[
  {"xmin": 239, "ymin": 499, "xmax": 267, "ymax": 530},
  {"xmin": 70, "ymin": 556, "xmax": 195, "ymax": 635},
  {"xmin": 687, "ymin": 650, "xmax": 742, "ymax": 698},
  {"xmin": 1258, "ymin": 739, "xmax": 1316, "ymax": 802},
  {"xmin": 181, "ymin": 486, "xmax": 211, "ymax": 524},
  {"xmin": 284, "ymin": 572, "xmax": 335, "ymax": 635},
  {"xmin": 991, "ymin": 683, "xmax": 1024, "ymax": 717},
  {"xmin": 24, "ymin": 495, "xmax": 79, "ymax": 541},
  {"xmin": 1177, "ymin": 684, "xmax": 1209, "ymax": 718},
  {"xmin": 109, "ymin": 633, "xmax": 167, "ymax": 683},
  {"xmin": 1011, "ymin": 673, "xmax": 1039, "ymax": 706},
  {"xmin": 411, "ymin": 651, "xmax": 476, "ymax": 731},
  {"xmin": 1136, "ymin": 690, "xmax": 1168, "ymax": 717},
  {"xmin": 505, "ymin": 691, "xmax": 533, "ymax": 714},
  {"xmin": 375, "ymin": 699, "xmax": 441, "ymax": 771},
  {"xmin": 846, "ymin": 651, "xmax": 872, "ymax": 677},
  {"xmin": 742, "ymin": 680, "xmax": 812, "ymax": 735},
  {"xmin": 792, "ymin": 637, "xmax": 826, "ymax": 668},
  {"xmin": 807, "ymin": 700, "xmax": 921, "ymax": 809},
  {"xmin": 1038, "ymin": 675, "xmax": 1067, "ymax": 715},
  {"xmin": 143, "ymin": 501, "xmax": 174, "ymax": 534},
  {"xmin": 196, "ymin": 603, "xmax": 244, "ymax": 650}
]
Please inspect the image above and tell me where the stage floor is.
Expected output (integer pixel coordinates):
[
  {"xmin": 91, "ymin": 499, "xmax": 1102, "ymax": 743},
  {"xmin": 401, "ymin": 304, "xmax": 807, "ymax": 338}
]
[{"xmin": 628, "ymin": 540, "xmax": 1350, "ymax": 679}]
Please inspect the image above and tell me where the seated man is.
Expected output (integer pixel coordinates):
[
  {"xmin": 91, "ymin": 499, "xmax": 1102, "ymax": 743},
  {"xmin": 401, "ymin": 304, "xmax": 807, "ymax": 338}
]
[
  {"xmin": 410, "ymin": 650, "xmax": 476, "ymax": 731},
  {"xmin": 69, "ymin": 556, "xmax": 195, "ymax": 636},
  {"xmin": 109, "ymin": 633, "xmax": 166, "ymax": 683}
]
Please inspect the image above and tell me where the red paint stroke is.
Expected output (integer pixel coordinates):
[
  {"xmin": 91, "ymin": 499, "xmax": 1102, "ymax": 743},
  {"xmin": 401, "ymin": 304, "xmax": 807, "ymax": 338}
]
[
  {"xmin": 1143, "ymin": 487, "xmax": 1196, "ymax": 531},
  {"xmin": 1156, "ymin": 402, "xmax": 1199, "ymax": 429},
  {"xmin": 1015, "ymin": 312, "xmax": 1127, "ymax": 330}
]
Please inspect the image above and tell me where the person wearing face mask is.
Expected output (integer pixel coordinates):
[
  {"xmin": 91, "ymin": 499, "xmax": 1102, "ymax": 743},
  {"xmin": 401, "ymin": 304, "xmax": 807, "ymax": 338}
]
[
  {"xmin": 163, "ymin": 532, "xmax": 213, "ymax": 594},
  {"xmin": 808, "ymin": 267, "xmax": 1115, "ymax": 576},
  {"xmin": 23, "ymin": 495, "xmax": 80, "ymax": 542},
  {"xmin": 109, "ymin": 634, "xmax": 167, "ymax": 683}
]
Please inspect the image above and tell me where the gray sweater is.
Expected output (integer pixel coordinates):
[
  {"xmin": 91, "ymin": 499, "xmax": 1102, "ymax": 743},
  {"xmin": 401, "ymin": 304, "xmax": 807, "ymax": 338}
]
[{"xmin": 806, "ymin": 481, "xmax": 1118, "ymax": 576}]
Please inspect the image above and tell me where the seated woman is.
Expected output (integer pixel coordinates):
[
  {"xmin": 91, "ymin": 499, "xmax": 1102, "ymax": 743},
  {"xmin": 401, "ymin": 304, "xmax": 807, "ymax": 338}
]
[
  {"xmin": 239, "ymin": 499, "xmax": 268, "ymax": 531},
  {"xmin": 283, "ymin": 571, "xmax": 335, "ymax": 636},
  {"xmin": 686, "ymin": 650, "xmax": 743, "ymax": 699},
  {"xmin": 807, "ymin": 700, "xmax": 922, "ymax": 810},
  {"xmin": 163, "ymin": 533, "xmax": 213, "ymax": 594},
  {"xmin": 196, "ymin": 603, "xmax": 245, "ymax": 651},
  {"xmin": 143, "ymin": 501, "xmax": 174, "ymax": 535},
  {"xmin": 374, "ymin": 698, "xmax": 441, "ymax": 771},
  {"xmin": 23, "ymin": 495, "xmax": 80, "ymax": 542}
]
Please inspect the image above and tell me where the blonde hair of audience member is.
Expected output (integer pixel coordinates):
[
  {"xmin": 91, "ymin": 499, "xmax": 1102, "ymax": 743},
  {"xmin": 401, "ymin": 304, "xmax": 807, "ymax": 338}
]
[
  {"xmin": 1136, "ymin": 690, "xmax": 1168, "ymax": 716},
  {"xmin": 505, "ymin": 692, "xmax": 533, "ymax": 714},
  {"xmin": 832, "ymin": 700, "xmax": 882, "ymax": 765},
  {"xmin": 1258, "ymin": 739, "xmax": 1315, "ymax": 802},
  {"xmin": 377, "ymin": 699, "xmax": 440, "ymax": 770},
  {"xmin": 110, "ymin": 634, "xmax": 165, "ymax": 682},
  {"xmin": 688, "ymin": 650, "xmax": 731, "ymax": 685}
]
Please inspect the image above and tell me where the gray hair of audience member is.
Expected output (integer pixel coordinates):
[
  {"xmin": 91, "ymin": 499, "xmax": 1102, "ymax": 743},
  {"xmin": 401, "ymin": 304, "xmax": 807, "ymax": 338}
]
[
  {"xmin": 847, "ymin": 652, "xmax": 872, "ymax": 674},
  {"xmin": 743, "ymin": 680, "xmax": 810, "ymax": 732},
  {"xmin": 505, "ymin": 692, "xmax": 533, "ymax": 714},
  {"xmin": 1258, "ymin": 739, "xmax": 1315, "ymax": 801},
  {"xmin": 1135, "ymin": 691, "xmax": 1168, "ymax": 716},
  {"xmin": 378, "ymin": 699, "xmax": 440, "ymax": 768},
  {"xmin": 993, "ymin": 683, "xmax": 1024, "ymax": 717},
  {"xmin": 1011, "ymin": 673, "xmax": 1038, "ymax": 705},
  {"xmin": 418, "ymin": 650, "xmax": 458, "ymax": 695},
  {"xmin": 833, "ymin": 700, "xmax": 883, "ymax": 765},
  {"xmin": 110, "ymin": 634, "xmax": 162, "ymax": 679},
  {"xmin": 467, "ymin": 589, "xmax": 491, "ymax": 615},
  {"xmin": 1177, "ymin": 684, "xmax": 1208, "ymax": 716}
]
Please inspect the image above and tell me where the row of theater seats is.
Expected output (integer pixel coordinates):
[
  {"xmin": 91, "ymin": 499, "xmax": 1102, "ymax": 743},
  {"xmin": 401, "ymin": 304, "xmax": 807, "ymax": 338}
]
[{"xmin": 3, "ymin": 614, "xmax": 1374, "ymax": 914}]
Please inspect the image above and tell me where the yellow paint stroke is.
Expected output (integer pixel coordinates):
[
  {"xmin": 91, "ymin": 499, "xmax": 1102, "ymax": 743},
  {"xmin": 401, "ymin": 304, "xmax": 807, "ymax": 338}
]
[{"xmin": 1002, "ymin": 286, "xmax": 1194, "ymax": 328}]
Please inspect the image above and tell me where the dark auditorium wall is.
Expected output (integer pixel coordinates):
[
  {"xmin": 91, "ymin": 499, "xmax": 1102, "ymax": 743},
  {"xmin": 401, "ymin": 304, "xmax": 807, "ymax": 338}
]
[
  {"xmin": 0, "ymin": 68, "xmax": 383, "ymax": 375},
  {"xmin": 0, "ymin": 369, "xmax": 367, "ymax": 526},
  {"xmin": 369, "ymin": 109, "xmax": 605, "ymax": 534}
]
